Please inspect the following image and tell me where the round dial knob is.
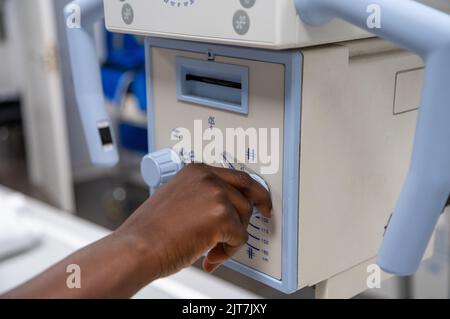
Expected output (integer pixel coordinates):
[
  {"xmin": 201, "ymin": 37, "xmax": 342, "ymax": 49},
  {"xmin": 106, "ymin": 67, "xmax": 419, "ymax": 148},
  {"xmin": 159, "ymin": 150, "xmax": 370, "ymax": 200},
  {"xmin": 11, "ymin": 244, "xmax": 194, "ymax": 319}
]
[{"xmin": 141, "ymin": 149, "xmax": 184, "ymax": 188}]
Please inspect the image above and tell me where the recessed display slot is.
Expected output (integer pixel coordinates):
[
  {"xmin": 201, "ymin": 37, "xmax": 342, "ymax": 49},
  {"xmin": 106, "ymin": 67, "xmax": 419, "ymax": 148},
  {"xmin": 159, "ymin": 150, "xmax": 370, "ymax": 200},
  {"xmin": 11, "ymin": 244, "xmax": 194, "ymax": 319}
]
[
  {"xmin": 176, "ymin": 57, "xmax": 249, "ymax": 114},
  {"xmin": 185, "ymin": 74, "xmax": 242, "ymax": 90}
]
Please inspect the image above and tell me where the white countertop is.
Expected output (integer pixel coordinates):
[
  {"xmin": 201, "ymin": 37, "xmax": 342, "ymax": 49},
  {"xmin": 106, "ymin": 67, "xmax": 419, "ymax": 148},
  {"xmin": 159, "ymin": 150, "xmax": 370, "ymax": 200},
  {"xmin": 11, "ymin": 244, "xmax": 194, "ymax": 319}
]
[{"xmin": 0, "ymin": 186, "xmax": 259, "ymax": 299}]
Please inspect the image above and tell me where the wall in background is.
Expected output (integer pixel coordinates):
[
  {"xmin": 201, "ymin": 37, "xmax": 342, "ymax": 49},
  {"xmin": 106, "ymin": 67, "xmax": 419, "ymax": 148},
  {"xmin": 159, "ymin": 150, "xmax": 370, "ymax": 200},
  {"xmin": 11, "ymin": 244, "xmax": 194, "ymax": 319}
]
[
  {"xmin": 12, "ymin": 0, "xmax": 74, "ymax": 211},
  {"xmin": 0, "ymin": 0, "xmax": 21, "ymax": 101}
]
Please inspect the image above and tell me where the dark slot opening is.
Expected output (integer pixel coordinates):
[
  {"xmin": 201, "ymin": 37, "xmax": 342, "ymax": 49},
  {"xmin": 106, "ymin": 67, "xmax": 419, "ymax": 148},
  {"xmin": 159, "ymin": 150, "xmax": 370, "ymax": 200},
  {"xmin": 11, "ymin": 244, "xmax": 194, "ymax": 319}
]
[
  {"xmin": 186, "ymin": 74, "xmax": 242, "ymax": 90},
  {"xmin": 99, "ymin": 126, "xmax": 113, "ymax": 146}
]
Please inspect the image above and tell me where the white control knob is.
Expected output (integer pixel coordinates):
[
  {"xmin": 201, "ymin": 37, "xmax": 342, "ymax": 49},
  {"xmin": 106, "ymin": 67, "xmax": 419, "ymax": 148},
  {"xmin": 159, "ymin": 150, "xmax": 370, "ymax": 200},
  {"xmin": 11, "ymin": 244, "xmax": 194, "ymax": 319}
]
[{"xmin": 141, "ymin": 148, "xmax": 184, "ymax": 188}]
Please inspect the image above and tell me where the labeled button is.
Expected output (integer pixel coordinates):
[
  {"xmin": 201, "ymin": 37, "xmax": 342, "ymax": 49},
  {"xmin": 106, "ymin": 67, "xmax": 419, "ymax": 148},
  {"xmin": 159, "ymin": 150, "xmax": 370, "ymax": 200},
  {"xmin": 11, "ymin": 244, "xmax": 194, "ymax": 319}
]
[
  {"xmin": 233, "ymin": 10, "xmax": 250, "ymax": 35},
  {"xmin": 122, "ymin": 3, "xmax": 134, "ymax": 25},
  {"xmin": 240, "ymin": 0, "xmax": 256, "ymax": 9}
]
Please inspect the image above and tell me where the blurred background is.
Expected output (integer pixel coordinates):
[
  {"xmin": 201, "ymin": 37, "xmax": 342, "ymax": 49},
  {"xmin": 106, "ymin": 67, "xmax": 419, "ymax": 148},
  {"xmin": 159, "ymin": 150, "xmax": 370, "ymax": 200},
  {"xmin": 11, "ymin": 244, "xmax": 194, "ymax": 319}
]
[{"xmin": 0, "ymin": 0, "xmax": 449, "ymax": 298}]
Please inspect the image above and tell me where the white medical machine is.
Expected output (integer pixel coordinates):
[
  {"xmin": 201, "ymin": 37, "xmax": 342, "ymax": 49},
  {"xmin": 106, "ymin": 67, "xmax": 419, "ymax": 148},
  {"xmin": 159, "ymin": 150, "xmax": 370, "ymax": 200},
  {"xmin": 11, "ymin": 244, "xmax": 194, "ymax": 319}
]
[{"xmin": 65, "ymin": 0, "xmax": 450, "ymax": 297}]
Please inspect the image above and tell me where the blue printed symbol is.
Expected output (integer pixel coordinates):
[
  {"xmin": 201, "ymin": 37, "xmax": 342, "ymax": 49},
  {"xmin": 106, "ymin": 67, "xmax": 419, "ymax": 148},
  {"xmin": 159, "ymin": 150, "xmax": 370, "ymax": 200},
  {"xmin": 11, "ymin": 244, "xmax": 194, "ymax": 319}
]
[
  {"xmin": 247, "ymin": 148, "xmax": 256, "ymax": 162},
  {"xmin": 247, "ymin": 247, "xmax": 254, "ymax": 259},
  {"xmin": 208, "ymin": 116, "xmax": 216, "ymax": 129}
]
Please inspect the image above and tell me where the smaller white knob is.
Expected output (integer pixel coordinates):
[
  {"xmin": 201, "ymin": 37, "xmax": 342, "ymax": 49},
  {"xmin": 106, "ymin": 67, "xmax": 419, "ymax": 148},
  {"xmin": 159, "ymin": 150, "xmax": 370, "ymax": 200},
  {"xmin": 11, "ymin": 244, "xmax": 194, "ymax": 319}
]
[{"xmin": 141, "ymin": 149, "xmax": 184, "ymax": 188}]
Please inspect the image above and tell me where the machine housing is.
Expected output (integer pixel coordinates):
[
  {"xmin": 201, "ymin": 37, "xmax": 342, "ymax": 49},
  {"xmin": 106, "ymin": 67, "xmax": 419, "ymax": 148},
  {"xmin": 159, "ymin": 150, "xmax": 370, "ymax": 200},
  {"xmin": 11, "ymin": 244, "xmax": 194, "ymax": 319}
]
[{"xmin": 100, "ymin": 0, "xmax": 449, "ymax": 296}]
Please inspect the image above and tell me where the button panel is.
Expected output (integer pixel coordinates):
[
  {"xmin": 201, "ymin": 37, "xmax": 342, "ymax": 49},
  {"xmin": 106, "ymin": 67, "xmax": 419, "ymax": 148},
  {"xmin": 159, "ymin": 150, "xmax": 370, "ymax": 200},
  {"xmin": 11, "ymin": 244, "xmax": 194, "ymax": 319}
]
[{"xmin": 151, "ymin": 47, "xmax": 285, "ymax": 280}]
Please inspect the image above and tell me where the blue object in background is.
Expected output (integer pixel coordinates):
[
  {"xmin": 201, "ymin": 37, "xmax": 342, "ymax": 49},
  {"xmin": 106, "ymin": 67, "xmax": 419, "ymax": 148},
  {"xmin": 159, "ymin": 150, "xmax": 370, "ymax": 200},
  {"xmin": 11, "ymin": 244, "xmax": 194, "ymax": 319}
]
[
  {"xmin": 118, "ymin": 123, "xmax": 148, "ymax": 154},
  {"xmin": 101, "ymin": 31, "xmax": 145, "ymax": 104},
  {"xmin": 101, "ymin": 67, "xmax": 132, "ymax": 105},
  {"xmin": 130, "ymin": 70, "xmax": 147, "ymax": 113},
  {"xmin": 100, "ymin": 31, "xmax": 148, "ymax": 154},
  {"xmin": 105, "ymin": 32, "xmax": 145, "ymax": 69}
]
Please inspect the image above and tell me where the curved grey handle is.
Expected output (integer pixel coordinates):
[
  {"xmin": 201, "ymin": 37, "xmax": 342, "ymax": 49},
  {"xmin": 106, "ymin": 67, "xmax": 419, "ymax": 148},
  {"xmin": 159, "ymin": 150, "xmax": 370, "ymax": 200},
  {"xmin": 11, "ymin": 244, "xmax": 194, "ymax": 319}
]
[
  {"xmin": 295, "ymin": 0, "xmax": 450, "ymax": 275},
  {"xmin": 65, "ymin": 0, "xmax": 118, "ymax": 166}
]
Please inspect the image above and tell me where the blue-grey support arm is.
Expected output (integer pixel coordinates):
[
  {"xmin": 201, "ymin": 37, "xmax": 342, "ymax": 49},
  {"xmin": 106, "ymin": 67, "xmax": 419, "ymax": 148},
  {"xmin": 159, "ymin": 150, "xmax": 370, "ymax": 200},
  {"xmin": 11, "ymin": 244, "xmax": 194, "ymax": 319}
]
[
  {"xmin": 295, "ymin": 0, "xmax": 450, "ymax": 275},
  {"xmin": 64, "ymin": 0, "xmax": 118, "ymax": 166}
]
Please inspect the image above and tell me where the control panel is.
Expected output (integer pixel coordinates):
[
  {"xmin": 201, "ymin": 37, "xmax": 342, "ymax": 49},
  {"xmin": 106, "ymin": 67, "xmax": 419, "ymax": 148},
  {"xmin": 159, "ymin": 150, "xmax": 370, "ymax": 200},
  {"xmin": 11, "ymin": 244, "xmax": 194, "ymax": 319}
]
[
  {"xmin": 142, "ymin": 147, "xmax": 275, "ymax": 268},
  {"xmin": 104, "ymin": 0, "xmax": 372, "ymax": 49},
  {"xmin": 146, "ymin": 42, "xmax": 290, "ymax": 283},
  {"xmin": 105, "ymin": 0, "xmax": 450, "ymax": 50}
]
